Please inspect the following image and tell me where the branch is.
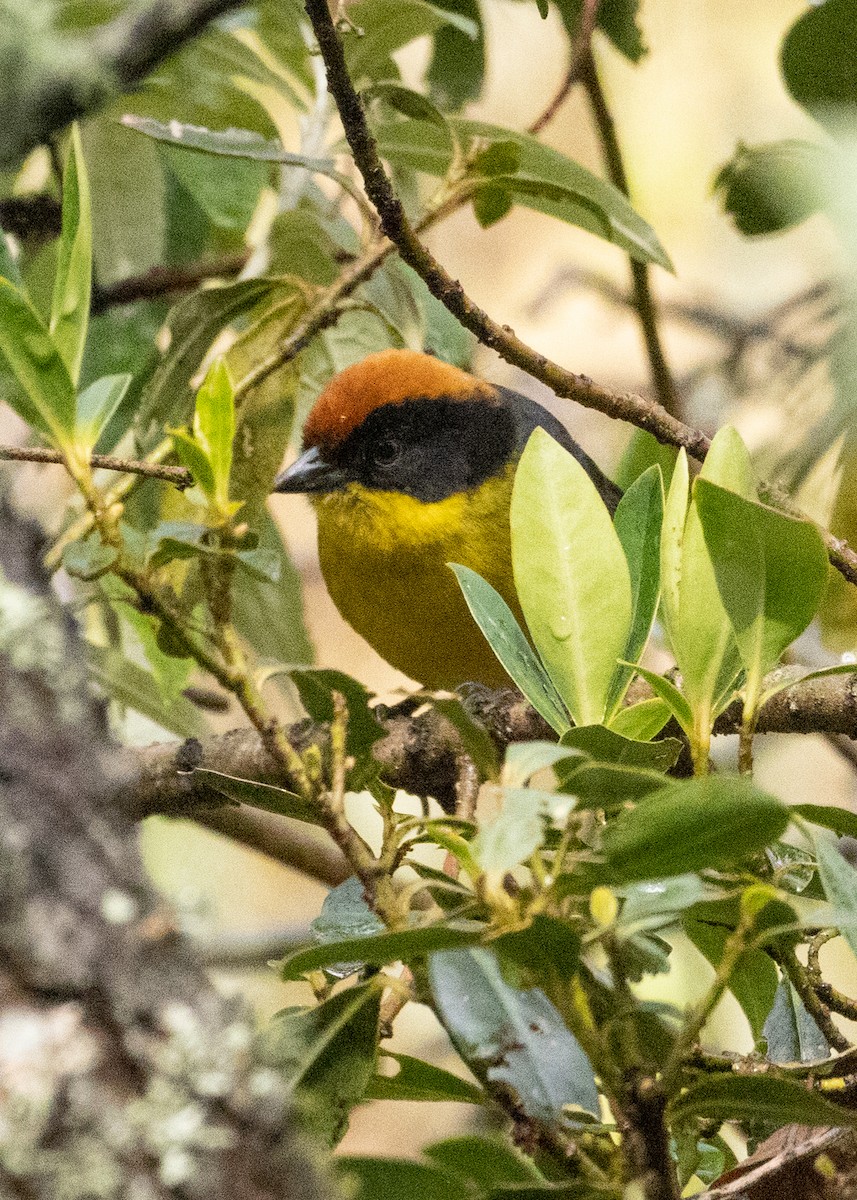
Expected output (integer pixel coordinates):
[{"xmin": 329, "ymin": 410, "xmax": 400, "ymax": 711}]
[
  {"xmin": 91, "ymin": 251, "xmax": 249, "ymax": 313},
  {"xmin": 1, "ymin": 0, "xmax": 249, "ymax": 167},
  {"xmin": 302, "ymin": 0, "xmax": 857, "ymax": 589},
  {"xmin": 527, "ymin": 0, "xmax": 601, "ymax": 136},
  {"xmin": 302, "ymin": 0, "xmax": 708, "ymax": 460},
  {"xmin": 0, "ymin": 442, "xmax": 193, "ymax": 486},
  {"xmin": 581, "ymin": 52, "xmax": 681, "ymax": 419}
]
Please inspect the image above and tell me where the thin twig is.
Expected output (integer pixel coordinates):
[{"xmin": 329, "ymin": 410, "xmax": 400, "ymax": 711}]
[
  {"xmin": 770, "ymin": 942, "xmax": 850, "ymax": 1052},
  {"xmin": 0, "ymin": 443, "xmax": 192, "ymax": 487},
  {"xmin": 91, "ymin": 252, "xmax": 249, "ymax": 313},
  {"xmin": 527, "ymin": 0, "xmax": 602, "ymax": 136},
  {"xmin": 581, "ymin": 52, "xmax": 681, "ymax": 418}
]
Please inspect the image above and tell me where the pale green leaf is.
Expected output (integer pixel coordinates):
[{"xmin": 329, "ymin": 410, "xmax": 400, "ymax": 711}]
[
  {"xmin": 50, "ymin": 124, "xmax": 92, "ymax": 385},
  {"xmin": 0, "ymin": 279, "xmax": 76, "ymax": 444}
]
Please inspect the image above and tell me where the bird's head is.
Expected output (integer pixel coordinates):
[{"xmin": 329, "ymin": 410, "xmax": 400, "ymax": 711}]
[{"xmin": 272, "ymin": 349, "xmax": 519, "ymax": 506}]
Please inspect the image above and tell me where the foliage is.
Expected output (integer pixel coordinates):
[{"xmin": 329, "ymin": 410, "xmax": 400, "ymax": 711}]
[{"xmin": 2, "ymin": 3, "xmax": 857, "ymax": 1200}]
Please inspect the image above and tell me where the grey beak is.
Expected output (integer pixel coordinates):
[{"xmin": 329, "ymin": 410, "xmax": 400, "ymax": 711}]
[{"xmin": 272, "ymin": 446, "xmax": 349, "ymax": 494}]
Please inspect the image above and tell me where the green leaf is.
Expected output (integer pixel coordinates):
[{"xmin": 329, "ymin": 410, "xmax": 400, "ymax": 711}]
[
  {"xmin": 280, "ymin": 921, "xmax": 486, "ymax": 980},
  {"xmin": 366, "ymin": 1054, "xmax": 484, "ymax": 1103},
  {"xmin": 555, "ymin": 0, "xmax": 647, "ymax": 62},
  {"xmin": 290, "ymin": 668, "xmax": 387, "ymax": 759},
  {"xmin": 472, "ymin": 183, "xmax": 515, "ymax": 228},
  {"xmin": 608, "ymin": 465, "xmax": 663, "ymax": 713},
  {"xmin": 451, "ymin": 564, "xmax": 570, "ymax": 733},
  {"xmin": 428, "ymin": 694, "xmax": 500, "ymax": 779},
  {"xmin": 658, "ymin": 448, "xmax": 688, "ymax": 652},
  {"xmin": 0, "ymin": 279, "xmax": 76, "ymax": 445},
  {"xmin": 556, "ymin": 761, "xmax": 668, "ymax": 809},
  {"xmin": 50, "ymin": 124, "xmax": 91, "ymax": 386},
  {"xmin": 190, "ymin": 769, "xmax": 321, "ymax": 824},
  {"xmin": 627, "ymin": 665, "xmax": 692, "ymax": 733},
  {"xmin": 427, "ymin": 0, "xmax": 485, "ymax": 110},
  {"xmin": 684, "ymin": 915, "xmax": 778, "ymax": 1041},
  {"xmin": 263, "ymin": 982, "xmax": 381, "ymax": 1145},
  {"xmin": 669, "ymin": 1072, "xmax": 857, "ymax": 1129},
  {"xmin": 193, "ymin": 358, "xmax": 235, "ymax": 506},
  {"xmin": 425, "ymin": 1135, "xmax": 541, "ymax": 1187},
  {"xmin": 695, "ymin": 480, "xmax": 828, "ymax": 706},
  {"xmin": 793, "ymin": 803, "xmax": 857, "ymax": 840},
  {"xmin": 714, "ymin": 140, "xmax": 831, "ymax": 237},
  {"xmin": 121, "ymin": 114, "xmax": 336, "ymax": 170},
  {"xmin": 345, "ymin": 0, "xmax": 478, "ymax": 83},
  {"xmin": 607, "ymin": 697, "xmax": 672, "ymax": 740},
  {"xmin": 231, "ymin": 513, "xmax": 312, "ymax": 666},
  {"xmin": 511, "ymin": 429, "xmax": 633, "ymax": 726},
  {"xmin": 781, "ymin": 0, "xmax": 857, "ymax": 116},
  {"xmin": 430, "ymin": 947, "xmax": 600, "ymax": 1120},
  {"xmin": 560, "ymin": 723, "xmax": 679, "ymax": 771},
  {"xmin": 535, "ymin": 0, "xmax": 549, "ymax": 16},
  {"xmin": 335, "ymin": 1158, "xmax": 470, "ymax": 1200},
  {"xmin": 810, "ymin": 830, "xmax": 857, "ymax": 963},
  {"xmin": 169, "ymin": 428, "xmax": 215, "ymax": 496},
  {"xmin": 763, "ymin": 980, "xmax": 828, "ymax": 1064},
  {"xmin": 76, "ymin": 373, "xmax": 131, "ymax": 449},
  {"xmin": 373, "ymin": 117, "xmax": 672, "ymax": 267},
  {"xmin": 603, "ymin": 776, "xmax": 790, "ymax": 883},
  {"xmin": 363, "ymin": 82, "xmax": 452, "ymax": 133},
  {"xmin": 86, "ymin": 644, "xmax": 205, "ymax": 738}
]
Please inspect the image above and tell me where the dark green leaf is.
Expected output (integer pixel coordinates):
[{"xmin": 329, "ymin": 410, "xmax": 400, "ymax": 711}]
[
  {"xmin": 231, "ymin": 513, "xmax": 312, "ymax": 665},
  {"xmin": 781, "ymin": 0, "xmax": 857, "ymax": 116},
  {"xmin": 555, "ymin": 0, "xmax": 646, "ymax": 62},
  {"xmin": 364, "ymin": 82, "xmax": 451, "ymax": 132},
  {"xmin": 280, "ymin": 921, "xmax": 486, "ymax": 979},
  {"xmin": 121, "ymin": 114, "xmax": 335, "ymax": 170},
  {"xmin": 344, "ymin": 0, "xmax": 478, "ymax": 83},
  {"xmin": 451, "ymin": 564, "xmax": 570, "ymax": 733},
  {"xmin": 793, "ymin": 803, "xmax": 857, "ymax": 840},
  {"xmin": 494, "ymin": 915, "xmax": 581, "ymax": 982},
  {"xmin": 535, "ymin": 0, "xmax": 549, "ymax": 16},
  {"xmin": 425, "ymin": 1135, "xmax": 541, "ymax": 1186},
  {"xmin": 51, "ymin": 124, "xmax": 91, "ymax": 386},
  {"xmin": 335, "ymin": 1158, "xmax": 470, "ymax": 1200},
  {"xmin": 763, "ymin": 979, "xmax": 828, "ymax": 1064},
  {"xmin": 161, "ymin": 143, "xmax": 267, "ymax": 232},
  {"xmin": 191, "ymin": 769, "xmax": 320, "ymax": 824},
  {"xmin": 263, "ymin": 983, "xmax": 381, "ymax": 1145},
  {"xmin": 714, "ymin": 140, "xmax": 831, "ymax": 237},
  {"xmin": 560, "ymin": 723, "xmax": 679, "ymax": 771},
  {"xmin": 473, "ymin": 183, "xmax": 515, "ymax": 228},
  {"xmin": 557, "ymin": 761, "xmax": 669, "ymax": 808},
  {"xmin": 603, "ymin": 776, "xmax": 790, "ymax": 883},
  {"xmin": 427, "ymin": 0, "xmax": 485, "ymax": 110},
  {"xmin": 684, "ymin": 915, "xmax": 778, "ymax": 1041},
  {"xmin": 366, "ymin": 1053, "xmax": 484, "ymax": 1103},
  {"xmin": 430, "ymin": 948, "xmax": 600, "ymax": 1120},
  {"xmin": 608, "ymin": 465, "xmax": 663, "ymax": 712},
  {"xmin": 290, "ymin": 668, "xmax": 387, "ymax": 757},
  {"xmin": 473, "ymin": 139, "xmax": 522, "ymax": 177},
  {"xmin": 626, "ymin": 665, "xmax": 692, "ymax": 733},
  {"xmin": 670, "ymin": 1072, "xmax": 857, "ymax": 1129}
]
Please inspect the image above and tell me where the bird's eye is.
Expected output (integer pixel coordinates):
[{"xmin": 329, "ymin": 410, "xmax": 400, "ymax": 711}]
[{"xmin": 372, "ymin": 437, "xmax": 402, "ymax": 467}]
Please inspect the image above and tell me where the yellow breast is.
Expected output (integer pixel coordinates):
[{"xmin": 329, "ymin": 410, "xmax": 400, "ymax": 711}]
[{"xmin": 313, "ymin": 467, "xmax": 519, "ymax": 689}]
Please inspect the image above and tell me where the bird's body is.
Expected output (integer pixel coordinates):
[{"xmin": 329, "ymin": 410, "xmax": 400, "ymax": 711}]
[{"xmin": 274, "ymin": 350, "xmax": 620, "ymax": 689}]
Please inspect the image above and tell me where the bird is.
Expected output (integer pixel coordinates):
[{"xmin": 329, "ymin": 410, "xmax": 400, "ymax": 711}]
[{"xmin": 272, "ymin": 349, "xmax": 621, "ymax": 690}]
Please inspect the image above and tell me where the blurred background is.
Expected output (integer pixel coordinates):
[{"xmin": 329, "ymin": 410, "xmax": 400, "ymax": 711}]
[{"xmin": 8, "ymin": 0, "xmax": 857, "ymax": 1160}]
